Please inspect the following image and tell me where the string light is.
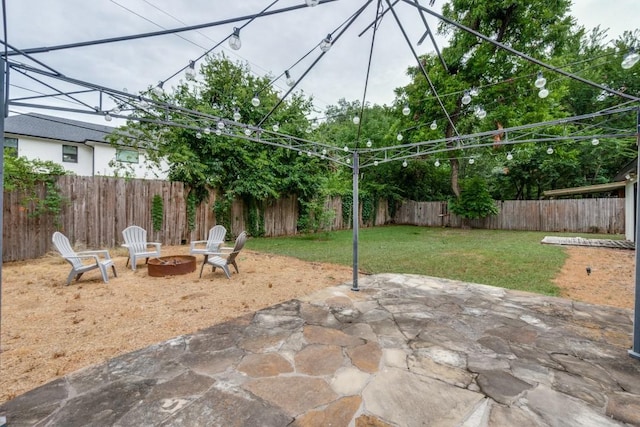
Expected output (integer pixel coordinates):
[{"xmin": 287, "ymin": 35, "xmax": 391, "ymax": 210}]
[
  {"xmin": 374, "ymin": 160, "xmax": 379, "ymax": 166},
  {"xmin": 474, "ymin": 106, "xmax": 487, "ymax": 119},
  {"xmin": 152, "ymin": 81, "xmax": 164, "ymax": 96},
  {"xmin": 305, "ymin": 0, "xmax": 320, "ymax": 6},
  {"xmin": 251, "ymin": 94, "xmax": 260, "ymax": 107},
  {"xmin": 546, "ymin": 147, "xmax": 554, "ymax": 154},
  {"xmin": 402, "ymin": 160, "xmax": 408, "ymax": 167},
  {"xmin": 366, "ymin": 139, "xmax": 372, "ymax": 147},
  {"xmin": 534, "ymin": 71, "xmax": 547, "ymax": 88},
  {"xmin": 196, "ymin": 132, "xmax": 202, "ymax": 139},
  {"xmin": 185, "ymin": 60, "xmax": 196, "ymax": 80},
  {"xmin": 468, "ymin": 158, "xmax": 475, "ymax": 164},
  {"xmin": 591, "ymin": 138, "xmax": 600, "ymax": 146},
  {"xmin": 538, "ymin": 88, "xmax": 550, "ymax": 99},
  {"xmin": 272, "ymin": 123, "xmax": 280, "ymax": 132},
  {"xmin": 461, "ymin": 91, "xmax": 471, "ymax": 105},
  {"xmin": 320, "ymin": 34, "xmax": 333, "ymax": 52},
  {"xmin": 244, "ymin": 129, "xmax": 252, "ymax": 136},
  {"xmin": 204, "ymin": 127, "xmax": 211, "ymax": 135},
  {"xmin": 217, "ymin": 121, "xmax": 225, "ymax": 130},
  {"xmin": 402, "ymin": 104, "xmax": 411, "ymax": 116},
  {"xmin": 104, "ymin": 112, "xmax": 112, "ymax": 122},
  {"xmin": 344, "ymin": 146, "xmax": 349, "ymax": 152},
  {"xmin": 434, "ymin": 159, "xmax": 440, "ymax": 167},
  {"xmin": 621, "ymin": 48, "xmax": 639, "ymax": 69},
  {"xmin": 285, "ymin": 70, "xmax": 296, "ymax": 87},
  {"xmin": 430, "ymin": 120, "xmax": 437, "ymax": 130},
  {"xmin": 506, "ymin": 152, "xmax": 513, "ymax": 161},
  {"xmin": 396, "ymin": 133, "xmax": 403, "ymax": 141},
  {"xmin": 353, "ymin": 115, "xmax": 360, "ymax": 125},
  {"xmin": 229, "ymin": 27, "xmax": 242, "ymax": 50},
  {"xmin": 233, "ymin": 109, "xmax": 241, "ymax": 121}
]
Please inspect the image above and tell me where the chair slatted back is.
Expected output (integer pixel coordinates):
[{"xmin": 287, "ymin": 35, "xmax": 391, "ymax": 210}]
[
  {"xmin": 207, "ymin": 225, "xmax": 227, "ymax": 251},
  {"xmin": 123, "ymin": 226, "xmax": 148, "ymax": 253},
  {"xmin": 52, "ymin": 232, "xmax": 82, "ymax": 269},
  {"xmin": 225, "ymin": 232, "xmax": 247, "ymax": 265}
]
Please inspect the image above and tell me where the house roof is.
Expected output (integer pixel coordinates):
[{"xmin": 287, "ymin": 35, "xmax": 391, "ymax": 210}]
[
  {"xmin": 543, "ymin": 181, "xmax": 627, "ymax": 198},
  {"xmin": 4, "ymin": 113, "xmax": 115, "ymax": 144}
]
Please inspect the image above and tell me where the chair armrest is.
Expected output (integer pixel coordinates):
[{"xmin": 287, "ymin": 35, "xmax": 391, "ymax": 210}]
[
  {"xmin": 77, "ymin": 249, "xmax": 112, "ymax": 260},
  {"xmin": 66, "ymin": 254, "xmax": 101, "ymax": 264},
  {"xmin": 190, "ymin": 240, "xmax": 207, "ymax": 250}
]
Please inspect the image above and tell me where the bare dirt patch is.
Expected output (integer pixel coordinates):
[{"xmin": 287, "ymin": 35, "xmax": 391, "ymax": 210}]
[
  {"xmin": 552, "ymin": 246, "xmax": 635, "ymax": 310},
  {"xmin": 0, "ymin": 244, "xmax": 635, "ymax": 403}
]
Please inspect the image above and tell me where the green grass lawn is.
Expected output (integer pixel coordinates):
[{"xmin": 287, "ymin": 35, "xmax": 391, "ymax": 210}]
[{"xmin": 246, "ymin": 225, "xmax": 624, "ymax": 296}]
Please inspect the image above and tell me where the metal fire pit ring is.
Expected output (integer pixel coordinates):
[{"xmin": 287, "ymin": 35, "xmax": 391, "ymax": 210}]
[{"xmin": 147, "ymin": 255, "xmax": 196, "ymax": 277}]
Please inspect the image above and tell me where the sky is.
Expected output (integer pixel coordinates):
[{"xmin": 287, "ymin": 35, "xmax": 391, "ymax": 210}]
[{"xmin": 3, "ymin": 0, "xmax": 639, "ymax": 125}]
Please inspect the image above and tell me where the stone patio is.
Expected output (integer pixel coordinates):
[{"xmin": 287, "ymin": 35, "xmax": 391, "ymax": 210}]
[{"xmin": 2, "ymin": 273, "xmax": 640, "ymax": 426}]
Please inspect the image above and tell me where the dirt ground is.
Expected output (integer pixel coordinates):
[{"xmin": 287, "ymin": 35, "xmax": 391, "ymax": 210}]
[{"xmin": 0, "ymin": 244, "xmax": 635, "ymax": 403}]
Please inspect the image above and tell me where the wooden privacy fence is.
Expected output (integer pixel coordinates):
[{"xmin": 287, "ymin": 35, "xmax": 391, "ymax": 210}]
[
  {"xmin": 1, "ymin": 174, "xmax": 626, "ymax": 262},
  {"xmin": 2, "ymin": 176, "xmax": 299, "ymax": 262},
  {"xmin": 394, "ymin": 199, "xmax": 625, "ymax": 234}
]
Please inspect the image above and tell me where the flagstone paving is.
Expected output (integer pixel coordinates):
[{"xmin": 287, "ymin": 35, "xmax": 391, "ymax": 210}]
[{"xmin": 2, "ymin": 273, "xmax": 640, "ymax": 426}]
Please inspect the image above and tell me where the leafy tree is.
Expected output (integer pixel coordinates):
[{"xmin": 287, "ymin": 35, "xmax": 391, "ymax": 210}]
[
  {"xmin": 449, "ymin": 176, "xmax": 499, "ymax": 227},
  {"xmin": 396, "ymin": 0, "xmax": 580, "ymax": 198},
  {"xmin": 110, "ymin": 54, "xmax": 328, "ymax": 234}
]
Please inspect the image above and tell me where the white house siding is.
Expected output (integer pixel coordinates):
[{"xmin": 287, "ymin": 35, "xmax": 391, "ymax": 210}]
[
  {"xmin": 11, "ymin": 134, "xmax": 94, "ymax": 176},
  {"xmin": 90, "ymin": 142, "xmax": 168, "ymax": 179},
  {"xmin": 6, "ymin": 134, "xmax": 168, "ymax": 179}
]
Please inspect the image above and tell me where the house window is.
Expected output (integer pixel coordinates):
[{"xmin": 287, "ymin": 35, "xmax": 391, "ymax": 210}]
[
  {"xmin": 116, "ymin": 149, "xmax": 139, "ymax": 164},
  {"xmin": 62, "ymin": 145, "xmax": 78, "ymax": 163},
  {"xmin": 4, "ymin": 137, "xmax": 18, "ymax": 157}
]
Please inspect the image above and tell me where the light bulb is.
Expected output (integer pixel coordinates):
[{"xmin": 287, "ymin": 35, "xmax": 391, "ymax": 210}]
[
  {"xmin": 461, "ymin": 91, "xmax": 471, "ymax": 105},
  {"xmin": 538, "ymin": 88, "xmax": 550, "ymax": 99},
  {"xmin": 285, "ymin": 70, "xmax": 295, "ymax": 87},
  {"xmin": 299, "ymin": 151, "xmax": 303, "ymax": 156},
  {"xmin": 344, "ymin": 146, "xmax": 349, "ymax": 152},
  {"xmin": 591, "ymin": 138, "xmax": 600, "ymax": 146},
  {"xmin": 397, "ymin": 133, "xmax": 403, "ymax": 141},
  {"xmin": 430, "ymin": 120, "xmax": 437, "ymax": 130},
  {"xmin": 204, "ymin": 127, "xmax": 211, "ymax": 135},
  {"xmin": 104, "ymin": 113, "xmax": 112, "ymax": 122},
  {"xmin": 402, "ymin": 104, "xmax": 410, "ymax": 116},
  {"xmin": 621, "ymin": 48, "xmax": 640, "ymax": 69},
  {"xmin": 434, "ymin": 159, "xmax": 440, "ymax": 167},
  {"xmin": 152, "ymin": 82, "xmax": 164, "ymax": 96},
  {"xmin": 307, "ymin": 151, "xmax": 312, "ymax": 157},
  {"xmin": 229, "ymin": 27, "xmax": 241, "ymax": 50},
  {"xmin": 534, "ymin": 71, "xmax": 546, "ymax": 88},
  {"xmin": 272, "ymin": 123, "xmax": 280, "ymax": 132},
  {"xmin": 215, "ymin": 129, "xmax": 222, "ymax": 136},
  {"xmin": 244, "ymin": 129, "xmax": 252, "ymax": 136},
  {"xmin": 346, "ymin": 158, "xmax": 351, "ymax": 164},
  {"xmin": 320, "ymin": 34, "xmax": 332, "ymax": 52},
  {"xmin": 374, "ymin": 161, "xmax": 379, "ymax": 166},
  {"xmin": 305, "ymin": 0, "xmax": 320, "ymax": 6},
  {"xmin": 352, "ymin": 115, "xmax": 360, "ymax": 125},
  {"xmin": 506, "ymin": 152, "xmax": 513, "ymax": 161},
  {"xmin": 322, "ymin": 149, "xmax": 327, "ymax": 155},
  {"xmin": 112, "ymin": 106, "xmax": 121, "ymax": 114},
  {"xmin": 402, "ymin": 160, "xmax": 408, "ymax": 167},
  {"xmin": 233, "ymin": 110, "xmax": 241, "ymax": 121},
  {"xmin": 475, "ymin": 106, "xmax": 486, "ymax": 119},
  {"xmin": 366, "ymin": 139, "xmax": 372, "ymax": 148},
  {"xmin": 185, "ymin": 61, "xmax": 196, "ymax": 80},
  {"xmin": 469, "ymin": 158, "xmax": 475, "ymax": 165},
  {"xmin": 251, "ymin": 95, "xmax": 260, "ymax": 107},
  {"xmin": 217, "ymin": 121, "xmax": 225, "ymax": 130},
  {"xmin": 596, "ymin": 92, "xmax": 606, "ymax": 102},
  {"xmin": 546, "ymin": 147, "xmax": 554, "ymax": 155},
  {"xmin": 196, "ymin": 132, "xmax": 202, "ymax": 139},
  {"xmin": 469, "ymin": 87, "xmax": 479, "ymax": 97}
]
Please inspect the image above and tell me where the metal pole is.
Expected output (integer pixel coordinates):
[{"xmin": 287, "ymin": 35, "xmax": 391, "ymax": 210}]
[
  {"xmin": 351, "ymin": 151, "xmax": 359, "ymax": 291},
  {"xmin": 0, "ymin": 56, "xmax": 6, "ymax": 376},
  {"xmin": 629, "ymin": 106, "xmax": 640, "ymax": 360}
]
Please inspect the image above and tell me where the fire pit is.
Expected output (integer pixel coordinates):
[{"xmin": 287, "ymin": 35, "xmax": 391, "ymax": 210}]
[{"xmin": 147, "ymin": 255, "xmax": 197, "ymax": 277}]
